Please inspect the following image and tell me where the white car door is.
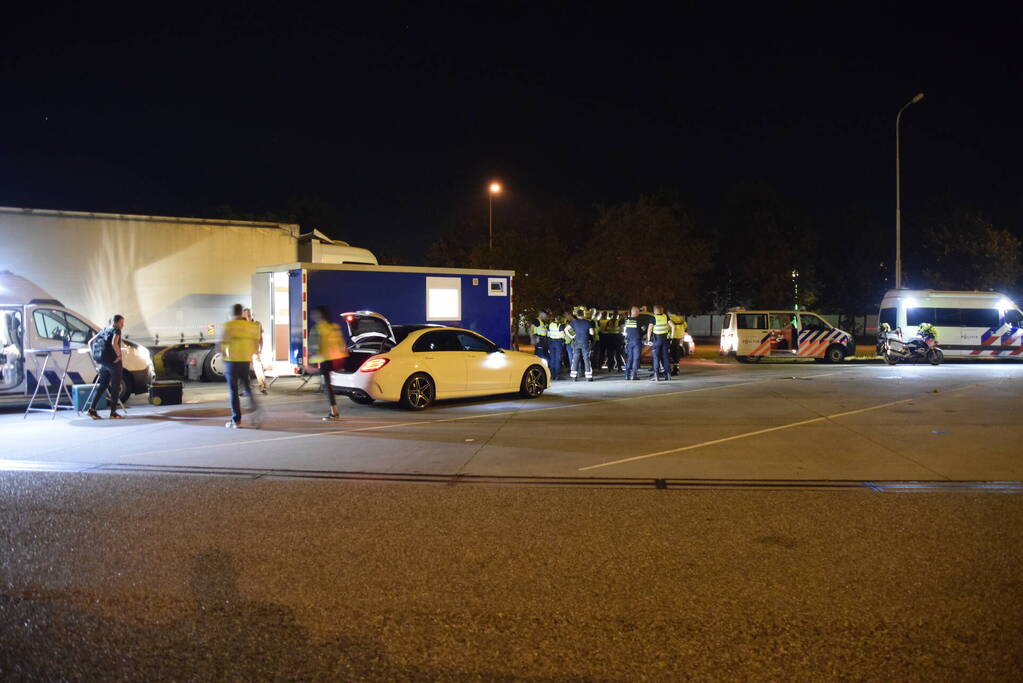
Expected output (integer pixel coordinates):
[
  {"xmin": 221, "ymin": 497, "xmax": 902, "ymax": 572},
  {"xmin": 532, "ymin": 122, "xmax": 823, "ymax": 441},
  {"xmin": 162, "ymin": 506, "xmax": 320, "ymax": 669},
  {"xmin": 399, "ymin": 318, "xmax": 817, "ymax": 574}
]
[
  {"xmin": 411, "ymin": 330, "xmax": 467, "ymax": 395},
  {"xmin": 457, "ymin": 331, "xmax": 512, "ymax": 392}
]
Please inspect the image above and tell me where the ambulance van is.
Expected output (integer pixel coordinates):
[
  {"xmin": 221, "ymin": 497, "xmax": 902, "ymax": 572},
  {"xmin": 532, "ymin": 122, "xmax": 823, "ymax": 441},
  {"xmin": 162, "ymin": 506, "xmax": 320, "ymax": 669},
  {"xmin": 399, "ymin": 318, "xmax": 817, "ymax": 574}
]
[
  {"xmin": 0, "ymin": 271, "xmax": 153, "ymax": 405},
  {"xmin": 720, "ymin": 309, "xmax": 856, "ymax": 363},
  {"xmin": 877, "ymin": 290, "xmax": 1023, "ymax": 358}
]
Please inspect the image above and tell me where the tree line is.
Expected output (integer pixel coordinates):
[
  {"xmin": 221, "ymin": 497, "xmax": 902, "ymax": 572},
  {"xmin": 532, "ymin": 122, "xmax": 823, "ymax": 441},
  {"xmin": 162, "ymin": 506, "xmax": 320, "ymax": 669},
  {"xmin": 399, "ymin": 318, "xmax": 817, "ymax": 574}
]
[{"xmin": 425, "ymin": 186, "xmax": 1022, "ymax": 327}]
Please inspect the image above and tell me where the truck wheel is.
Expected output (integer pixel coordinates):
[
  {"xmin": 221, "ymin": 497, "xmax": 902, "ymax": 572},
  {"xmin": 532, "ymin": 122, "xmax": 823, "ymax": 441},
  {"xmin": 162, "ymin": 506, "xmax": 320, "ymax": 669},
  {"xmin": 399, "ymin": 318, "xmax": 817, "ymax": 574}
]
[
  {"xmin": 825, "ymin": 344, "xmax": 846, "ymax": 364},
  {"xmin": 736, "ymin": 356, "xmax": 750, "ymax": 364},
  {"xmin": 119, "ymin": 373, "xmax": 135, "ymax": 404},
  {"xmin": 202, "ymin": 350, "xmax": 225, "ymax": 381},
  {"xmin": 520, "ymin": 365, "xmax": 547, "ymax": 398},
  {"xmin": 400, "ymin": 373, "xmax": 435, "ymax": 410},
  {"xmin": 349, "ymin": 395, "xmax": 375, "ymax": 405}
]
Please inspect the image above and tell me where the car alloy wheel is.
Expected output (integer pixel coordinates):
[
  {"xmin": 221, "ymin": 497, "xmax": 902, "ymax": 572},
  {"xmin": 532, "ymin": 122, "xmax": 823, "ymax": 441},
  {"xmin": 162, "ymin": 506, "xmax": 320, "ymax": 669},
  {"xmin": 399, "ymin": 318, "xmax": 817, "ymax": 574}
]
[
  {"xmin": 401, "ymin": 373, "xmax": 435, "ymax": 410},
  {"xmin": 521, "ymin": 365, "xmax": 546, "ymax": 398}
]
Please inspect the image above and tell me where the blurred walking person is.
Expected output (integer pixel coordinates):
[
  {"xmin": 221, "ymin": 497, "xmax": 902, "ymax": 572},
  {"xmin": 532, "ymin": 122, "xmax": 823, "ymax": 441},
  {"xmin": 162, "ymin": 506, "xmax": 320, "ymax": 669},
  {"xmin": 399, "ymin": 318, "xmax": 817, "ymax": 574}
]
[
  {"xmin": 530, "ymin": 311, "xmax": 550, "ymax": 367},
  {"xmin": 647, "ymin": 305, "xmax": 674, "ymax": 381},
  {"xmin": 242, "ymin": 308, "xmax": 268, "ymax": 394},
  {"xmin": 220, "ymin": 303, "xmax": 261, "ymax": 428},
  {"xmin": 309, "ymin": 306, "xmax": 348, "ymax": 421}
]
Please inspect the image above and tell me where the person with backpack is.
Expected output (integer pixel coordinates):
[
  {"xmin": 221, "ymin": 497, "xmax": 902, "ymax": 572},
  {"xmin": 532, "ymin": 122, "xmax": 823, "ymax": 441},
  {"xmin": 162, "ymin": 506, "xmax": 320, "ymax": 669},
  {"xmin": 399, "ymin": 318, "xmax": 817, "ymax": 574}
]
[{"xmin": 86, "ymin": 314, "xmax": 125, "ymax": 420}]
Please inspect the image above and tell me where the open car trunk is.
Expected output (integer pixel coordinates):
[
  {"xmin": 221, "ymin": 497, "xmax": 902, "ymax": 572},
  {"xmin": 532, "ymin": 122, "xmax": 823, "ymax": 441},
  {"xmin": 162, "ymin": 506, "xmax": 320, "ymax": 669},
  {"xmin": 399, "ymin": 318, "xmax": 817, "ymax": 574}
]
[{"xmin": 337, "ymin": 311, "xmax": 396, "ymax": 374}]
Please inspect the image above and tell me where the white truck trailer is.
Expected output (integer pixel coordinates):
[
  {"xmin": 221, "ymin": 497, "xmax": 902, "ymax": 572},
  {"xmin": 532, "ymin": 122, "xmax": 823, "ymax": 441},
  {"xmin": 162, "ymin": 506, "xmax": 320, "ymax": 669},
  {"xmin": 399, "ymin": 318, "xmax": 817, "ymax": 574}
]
[{"xmin": 0, "ymin": 206, "xmax": 376, "ymax": 382}]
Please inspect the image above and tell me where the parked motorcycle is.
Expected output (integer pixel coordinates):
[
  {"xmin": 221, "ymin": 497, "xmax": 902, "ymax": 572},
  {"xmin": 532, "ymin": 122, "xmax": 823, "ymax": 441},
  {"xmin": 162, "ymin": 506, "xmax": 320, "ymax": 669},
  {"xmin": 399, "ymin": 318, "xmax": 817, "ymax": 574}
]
[{"xmin": 878, "ymin": 322, "xmax": 943, "ymax": 365}]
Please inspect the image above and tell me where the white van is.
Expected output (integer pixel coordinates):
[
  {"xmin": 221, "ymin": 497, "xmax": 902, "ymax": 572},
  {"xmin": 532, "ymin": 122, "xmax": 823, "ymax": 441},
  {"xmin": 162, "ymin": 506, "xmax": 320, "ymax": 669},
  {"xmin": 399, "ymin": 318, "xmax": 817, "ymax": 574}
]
[
  {"xmin": 720, "ymin": 309, "xmax": 856, "ymax": 363},
  {"xmin": 0, "ymin": 271, "xmax": 154, "ymax": 405},
  {"xmin": 878, "ymin": 290, "xmax": 1023, "ymax": 358}
]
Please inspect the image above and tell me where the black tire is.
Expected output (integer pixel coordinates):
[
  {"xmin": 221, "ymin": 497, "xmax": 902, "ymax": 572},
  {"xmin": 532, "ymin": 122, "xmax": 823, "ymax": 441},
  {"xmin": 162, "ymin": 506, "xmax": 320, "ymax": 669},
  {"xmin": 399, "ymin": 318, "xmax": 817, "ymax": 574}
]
[
  {"xmin": 349, "ymin": 395, "xmax": 375, "ymax": 405},
  {"xmin": 927, "ymin": 348, "xmax": 944, "ymax": 365},
  {"xmin": 736, "ymin": 356, "xmax": 751, "ymax": 364},
  {"xmin": 520, "ymin": 365, "xmax": 547, "ymax": 398},
  {"xmin": 399, "ymin": 373, "xmax": 435, "ymax": 410},
  {"xmin": 884, "ymin": 351, "xmax": 899, "ymax": 365},
  {"xmin": 825, "ymin": 344, "xmax": 846, "ymax": 364},
  {"xmin": 118, "ymin": 373, "xmax": 135, "ymax": 405},
  {"xmin": 202, "ymin": 350, "xmax": 225, "ymax": 381}
]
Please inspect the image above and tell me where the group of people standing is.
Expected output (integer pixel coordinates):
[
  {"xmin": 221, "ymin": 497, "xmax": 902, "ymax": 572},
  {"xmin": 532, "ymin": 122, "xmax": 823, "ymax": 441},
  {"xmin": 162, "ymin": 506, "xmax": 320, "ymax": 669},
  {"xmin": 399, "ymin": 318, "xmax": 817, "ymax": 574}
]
[{"xmin": 530, "ymin": 306, "xmax": 687, "ymax": 382}]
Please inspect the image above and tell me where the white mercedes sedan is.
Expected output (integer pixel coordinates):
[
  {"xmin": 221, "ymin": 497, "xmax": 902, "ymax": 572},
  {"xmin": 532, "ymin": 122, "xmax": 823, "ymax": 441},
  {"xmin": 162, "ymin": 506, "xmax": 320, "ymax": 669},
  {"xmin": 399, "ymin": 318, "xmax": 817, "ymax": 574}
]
[{"xmin": 329, "ymin": 312, "xmax": 550, "ymax": 410}]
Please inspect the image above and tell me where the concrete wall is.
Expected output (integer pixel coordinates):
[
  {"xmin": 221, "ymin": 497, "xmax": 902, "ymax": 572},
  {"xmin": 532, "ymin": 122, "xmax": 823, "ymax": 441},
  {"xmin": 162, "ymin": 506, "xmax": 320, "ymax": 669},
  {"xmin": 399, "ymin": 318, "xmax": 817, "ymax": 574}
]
[{"xmin": 0, "ymin": 208, "xmax": 299, "ymax": 342}]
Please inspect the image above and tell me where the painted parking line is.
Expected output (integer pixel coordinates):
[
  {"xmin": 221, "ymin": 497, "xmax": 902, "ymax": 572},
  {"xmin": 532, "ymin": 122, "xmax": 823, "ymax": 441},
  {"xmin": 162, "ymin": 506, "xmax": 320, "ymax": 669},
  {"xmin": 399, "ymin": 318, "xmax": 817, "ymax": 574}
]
[
  {"xmin": 111, "ymin": 374, "xmax": 797, "ymax": 459},
  {"xmin": 578, "ymin": 380, "xmax": 994, "ymax": 472}
]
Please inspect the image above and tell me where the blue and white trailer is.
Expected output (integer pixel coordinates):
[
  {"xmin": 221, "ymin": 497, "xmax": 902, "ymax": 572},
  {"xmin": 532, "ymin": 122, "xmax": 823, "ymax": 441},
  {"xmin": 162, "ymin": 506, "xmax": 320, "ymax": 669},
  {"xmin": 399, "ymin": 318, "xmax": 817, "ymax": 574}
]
[{"xmin": 250, "ymin": 263, "xmax": 515, "ymax": 375}]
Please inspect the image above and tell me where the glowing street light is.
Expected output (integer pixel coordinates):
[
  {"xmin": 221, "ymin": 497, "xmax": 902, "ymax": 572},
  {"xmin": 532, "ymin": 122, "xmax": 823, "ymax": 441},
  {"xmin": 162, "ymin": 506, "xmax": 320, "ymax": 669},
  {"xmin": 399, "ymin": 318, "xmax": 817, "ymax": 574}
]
[
  {"xmin": 488, "ymin": 182, "xmax": 502, "ymax": 250},
  {"xmin": 896, "ymin": 92, "xmax": 924, "ymax": 289}
]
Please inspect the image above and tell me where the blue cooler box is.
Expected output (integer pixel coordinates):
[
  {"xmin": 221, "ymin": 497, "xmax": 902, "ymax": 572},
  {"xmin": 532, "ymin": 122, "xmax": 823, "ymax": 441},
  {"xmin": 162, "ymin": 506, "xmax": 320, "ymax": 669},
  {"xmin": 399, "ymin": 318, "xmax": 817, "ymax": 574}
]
[{"xmin": 72, "ymin": 384, "xmax": 108, "ymax": 412}]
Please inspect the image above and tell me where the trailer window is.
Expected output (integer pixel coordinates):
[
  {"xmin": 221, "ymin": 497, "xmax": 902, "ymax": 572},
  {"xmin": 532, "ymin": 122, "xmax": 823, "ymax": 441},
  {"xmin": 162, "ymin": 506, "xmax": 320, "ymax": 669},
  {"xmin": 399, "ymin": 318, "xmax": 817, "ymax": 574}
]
[
  {"xmin": 737, "ymin": 314, "xmax": 766, "ymax": 329},
  {"xmin": 961, "ymin": 308, "xmax": 999, "ymax": 329},
  {"xmin": 426, "ymin": 277, "xmax": 461, "ymax": 321}
]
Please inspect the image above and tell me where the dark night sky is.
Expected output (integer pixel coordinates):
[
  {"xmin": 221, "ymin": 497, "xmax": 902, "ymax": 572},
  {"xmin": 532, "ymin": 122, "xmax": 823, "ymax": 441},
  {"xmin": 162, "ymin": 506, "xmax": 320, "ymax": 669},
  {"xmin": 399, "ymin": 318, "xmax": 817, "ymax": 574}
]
[{"xmin": 2, "ymin": 3, "xmax": 1021, "ymax": 262}]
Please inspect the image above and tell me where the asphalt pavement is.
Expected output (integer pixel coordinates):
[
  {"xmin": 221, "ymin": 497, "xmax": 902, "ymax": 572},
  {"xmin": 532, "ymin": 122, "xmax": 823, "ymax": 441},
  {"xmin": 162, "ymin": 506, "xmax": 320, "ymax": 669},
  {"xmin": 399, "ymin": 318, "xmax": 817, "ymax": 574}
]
[{"xmin": 2, "ymin": 473, "xmax": 1021, "ymax": 680}]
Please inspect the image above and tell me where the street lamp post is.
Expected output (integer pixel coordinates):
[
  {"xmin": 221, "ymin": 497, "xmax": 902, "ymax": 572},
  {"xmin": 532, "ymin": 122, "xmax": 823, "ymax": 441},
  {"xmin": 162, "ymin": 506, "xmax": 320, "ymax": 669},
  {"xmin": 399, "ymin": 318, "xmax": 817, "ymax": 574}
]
[
  {"xmin": 895, "ymin": 92, "xmax": 924, "ymax": 289},
  {"xmin": 488, "ymin": 182, "xmax": 502, "ymax": 250}
]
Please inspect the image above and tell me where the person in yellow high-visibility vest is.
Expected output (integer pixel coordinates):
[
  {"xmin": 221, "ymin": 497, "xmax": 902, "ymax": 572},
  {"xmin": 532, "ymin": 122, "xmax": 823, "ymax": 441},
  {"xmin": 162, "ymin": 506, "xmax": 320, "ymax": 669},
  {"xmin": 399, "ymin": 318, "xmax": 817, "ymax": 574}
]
[
  {"xmin": 309, "ymin": 306, "xmax": 349, "ymax": 421},
  {"xmin": 645, "ymin": 305, "xmax": 675, "ymax": 381},
  {"xmin": 220, "ymin": 303, "xmax": 262, "ymax": 428},
  {"xmin": 668, "ymin": 311, "xmax": 688, "ymax": 376}
]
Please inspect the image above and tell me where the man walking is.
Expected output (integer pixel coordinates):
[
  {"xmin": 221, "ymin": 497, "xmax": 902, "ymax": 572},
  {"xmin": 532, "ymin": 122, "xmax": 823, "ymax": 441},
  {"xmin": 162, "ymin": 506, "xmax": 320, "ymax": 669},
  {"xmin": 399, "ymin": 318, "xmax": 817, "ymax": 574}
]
[
  {"xmin": 220, "ymin": 303, "xmax": 261, "ymax": 428},
  {"xmin": 565, "ymin": 307, "xmax": 595, "ymax": 382},
  {"xmin": 647, "ymin": 305, "xmax": 675, "ymax": 381},
  {"xmin": 309, "ymin": 305, "xmax": 348, "ymax": 421},
  {"xmin": 530, "ymin": 311, "xmax": 550, "ymax": 368},
  {"xmin": 622, "ymin": 307, "xmax": 643, "ymax": 380},
  {"xmin": 86, "ymin": 314, "xmax": 125, "ymax": 420}
]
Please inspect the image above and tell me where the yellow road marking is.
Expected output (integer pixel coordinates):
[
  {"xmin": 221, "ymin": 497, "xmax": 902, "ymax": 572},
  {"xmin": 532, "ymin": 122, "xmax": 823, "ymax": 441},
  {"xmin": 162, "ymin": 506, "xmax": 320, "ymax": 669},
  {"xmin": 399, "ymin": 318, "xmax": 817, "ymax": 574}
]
[{"xmin": 578, "ymin": 380, "xmax": 990, "ymax": 472}]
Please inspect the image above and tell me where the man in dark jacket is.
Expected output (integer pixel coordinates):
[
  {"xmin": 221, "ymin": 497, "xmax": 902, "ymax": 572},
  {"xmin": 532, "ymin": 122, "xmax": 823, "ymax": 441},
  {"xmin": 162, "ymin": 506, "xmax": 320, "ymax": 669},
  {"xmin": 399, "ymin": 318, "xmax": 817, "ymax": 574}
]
[{"xmin": 86, "ymin": 314, "xmax": 125, "ymax": 420}]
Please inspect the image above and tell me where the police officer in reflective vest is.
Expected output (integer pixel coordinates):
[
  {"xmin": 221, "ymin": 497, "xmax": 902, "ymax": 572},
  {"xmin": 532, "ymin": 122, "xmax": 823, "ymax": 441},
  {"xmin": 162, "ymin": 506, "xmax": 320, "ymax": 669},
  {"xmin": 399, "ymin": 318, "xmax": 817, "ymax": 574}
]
[
  {"xmin": 668, "ymin": 311, "xmax": 687, "ymax": 376},
  {"xmin": 623, "ymin": 306, "xmax": 643, "ymax": 380},
  {"xmin": 530, "ymin": 311, "xmax": 549, "ymax": 366},
  {"xmin": 565, "ymin": 307, "xmax": 595, "ymax": 381},
  {"xmin": 547, "ymin": 315, "xmax": 567, "ymax": 381},
  {"xmin": 647, "ymin": 305, "xmax": 675, "ymax": 381}
]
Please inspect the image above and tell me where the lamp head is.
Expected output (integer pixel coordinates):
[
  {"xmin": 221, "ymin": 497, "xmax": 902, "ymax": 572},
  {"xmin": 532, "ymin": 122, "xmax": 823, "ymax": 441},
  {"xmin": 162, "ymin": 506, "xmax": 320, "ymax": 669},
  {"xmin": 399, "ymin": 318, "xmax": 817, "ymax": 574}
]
[
  {"xmin": 911, "ymin": 92, "xmax": 925, "ymax": 104},
  {"xmin": 489, "ymin": 182, "xmax": 502, "ymax": 194}
]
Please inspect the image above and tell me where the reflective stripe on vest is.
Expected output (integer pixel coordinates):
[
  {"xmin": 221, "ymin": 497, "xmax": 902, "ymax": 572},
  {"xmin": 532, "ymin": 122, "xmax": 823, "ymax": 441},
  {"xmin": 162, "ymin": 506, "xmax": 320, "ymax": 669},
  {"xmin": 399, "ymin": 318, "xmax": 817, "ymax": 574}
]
[
  {"xmin": 548, "ymin": 322, "xmax": 565, "ymax": 340},
  {"xmin": 624, "ymin": 318, "xmax": 638, "ymax": 331},
  {"xmin": 652, "ymin": 314, "xmax": 670, "ymax": 335},
  {"xmin": 533, "ymin": 323, "xmax": 548, "ymax": 337}
]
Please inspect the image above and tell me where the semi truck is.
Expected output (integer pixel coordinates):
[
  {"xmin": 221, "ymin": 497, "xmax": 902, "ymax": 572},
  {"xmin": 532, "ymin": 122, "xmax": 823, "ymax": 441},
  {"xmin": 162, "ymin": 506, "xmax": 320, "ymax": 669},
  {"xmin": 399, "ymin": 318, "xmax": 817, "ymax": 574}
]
[{"xmin": 0, "ymin": 206, "xmax": 376, "ymax": 384}]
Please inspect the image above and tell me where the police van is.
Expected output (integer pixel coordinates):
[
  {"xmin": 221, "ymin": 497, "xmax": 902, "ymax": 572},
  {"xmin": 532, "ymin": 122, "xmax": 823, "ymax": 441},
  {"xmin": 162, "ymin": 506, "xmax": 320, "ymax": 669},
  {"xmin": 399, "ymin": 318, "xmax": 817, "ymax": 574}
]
[
  {"xmin": 0, "ymin": 271, "xmax": 153, "ymax": 405},
  {"xmin": 878, "ymin": 290, "xmax": 1023, "ymax": 358},
  {"xmin": 720, "ymin": 309, "xmax": 856, "ymax": 363}
]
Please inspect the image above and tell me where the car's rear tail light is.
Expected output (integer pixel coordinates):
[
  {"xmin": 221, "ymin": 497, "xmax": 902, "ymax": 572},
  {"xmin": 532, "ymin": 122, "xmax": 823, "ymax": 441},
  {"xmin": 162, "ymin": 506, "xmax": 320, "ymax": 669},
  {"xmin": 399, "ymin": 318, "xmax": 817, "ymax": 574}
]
[{"xmin": 360, "ymin": 357, "xmax": 390, "ymax": 373}]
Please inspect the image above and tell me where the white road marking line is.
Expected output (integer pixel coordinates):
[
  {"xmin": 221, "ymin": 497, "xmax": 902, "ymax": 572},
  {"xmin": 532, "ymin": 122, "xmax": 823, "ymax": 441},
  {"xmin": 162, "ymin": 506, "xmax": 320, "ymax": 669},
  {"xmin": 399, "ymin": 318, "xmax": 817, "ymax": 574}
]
[
  {"xmin": 111, "ymin": 376, "xmax": 783, "ymax": 458},
  {"xmin": 578, "ymin": 380, "xmax": 993, "ymax": 472}
]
